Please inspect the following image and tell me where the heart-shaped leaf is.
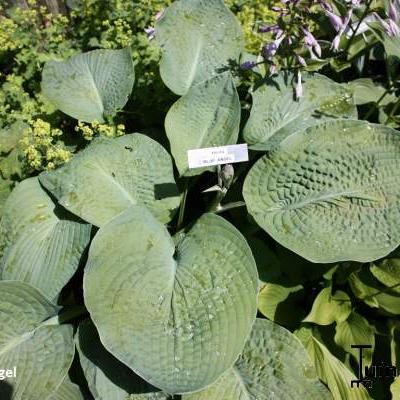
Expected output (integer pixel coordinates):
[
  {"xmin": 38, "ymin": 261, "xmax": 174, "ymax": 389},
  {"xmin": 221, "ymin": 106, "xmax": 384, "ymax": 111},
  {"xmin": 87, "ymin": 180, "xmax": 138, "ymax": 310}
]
[
  {"xmin": 0, "ymin": 177, "xmax": 91, "ymax": 301},
  {"xmin": 0, "ymin": 281, "xmax": 74, "ymax": 400},
  {"xmin": 184, "ymin": 318, "xmax": 331, "ymax": 400},
  {"xmin": 156, "ymin": 0, "xmax": 244, "ymax": 95},
  {"xmin": 42, "ymin": 48, "xmax": 134, "ymax": 122},
  {"xmin": 243, "ymin": 119, "xmax": 400, "ymax": 263},
  {"xmin": 83, "ymin": 206, "xmax": 258, "ymax": 394},
  {"xmin": 39, "ymin": 134, "xmax": 180, "ymax": 227},
  {"xmin": 243, "ymin": 74, "xmax": 356, "ymax": 150},
  {"xmin": 76, "ymin": 319, "xmax": 170, "ymax": 400},
  {"xmin": 165, "ymin": 72, "xmax": 240, "ymax": 176}
]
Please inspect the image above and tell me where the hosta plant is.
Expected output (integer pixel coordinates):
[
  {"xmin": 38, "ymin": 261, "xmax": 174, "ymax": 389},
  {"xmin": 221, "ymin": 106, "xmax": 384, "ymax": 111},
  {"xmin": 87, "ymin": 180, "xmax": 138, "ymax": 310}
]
[{"xmin": 1, "ymin": 0, "xmax": 400, "ymax": 400}]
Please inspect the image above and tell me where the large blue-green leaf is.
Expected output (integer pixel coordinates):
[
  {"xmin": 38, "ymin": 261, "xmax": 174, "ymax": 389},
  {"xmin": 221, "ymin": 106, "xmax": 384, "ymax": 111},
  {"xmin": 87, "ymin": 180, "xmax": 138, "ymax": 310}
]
[
  {"xmin": 39, "ymin": 134, "xmax": 180, "ymax": 227},
  {"xmin": 83, "ymin": 206, "xmax": 258, "ymax": 394},
  {"xmin": 0, "ymin": 281, "xmax": 74, "ymax": 400},
  {"xmin": 243, "ymin": 119, "xmax": 400, "ymax": 263},
  {"xmin": 76, "ymin": 319, "xmax": 170, "ymax": 400},
  {"xmin": 165, "ymin": 72, "xmax": 240, "ymax": 176},
  {"xmin": 48, "ymin": 377, "xmax": 84, "ymax": 400},
  {"xmin": 243, "ymin": 74, "xmax": 356, "ymax": 151},
  {"xmin": 184, "ymin": 319, "xmax": 331, "ymax": 400},
  {"xmin": 42, "ymin": 48, "xmax": 134, "ymax": 122},
  {"xmin": 0, "ymin": 177, "xmax": 91, "ymax": 301},
  {"xmin": 155, "ymin": 0, "xmax": 244, "ymax": 95}
]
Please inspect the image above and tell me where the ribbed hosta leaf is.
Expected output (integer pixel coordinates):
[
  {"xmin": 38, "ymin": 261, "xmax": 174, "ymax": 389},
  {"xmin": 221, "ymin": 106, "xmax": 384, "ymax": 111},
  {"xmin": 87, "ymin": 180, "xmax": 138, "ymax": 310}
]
[
  {"xmin": 156, "ymin": 0, "xmax": 244, "ymax": 95},
  {"xmin": 0, "ymin": 177, "xmax": 91, "ymax": 301},
  {"xmin": 243, "ymin": 119, "xmax": 400, "ymax": 263},
  {"xmin": 0, "ymin": 281, "xmax": 74, "ymax": 400},
  {"xmin": 39, "ymin": 135, "xmax": 180, "ymax": 227},
  {"xmin": 184, "ymin": 319, "xmax": 331, "ymax": 400},
  {"xmin": 48, "ymin": 377, "xmax": 84, "ymax": 400},
  {"xmin": 243, "ymin": 74, "xmax": 356, "ymax": 150},
  {"xmin": 83, "ymin": 206, "xmax": 258, "ymax": 394},
  {"xmin": 42, "ymin": 48, "xmax": 134, "ymax": 122},
  {"xmin": 165, "ymin": 72, "xmax": 240, "ymax": 176},
  {"xmin": 76, "ymin": 319, "xmax": 169, "ymax": 400}
]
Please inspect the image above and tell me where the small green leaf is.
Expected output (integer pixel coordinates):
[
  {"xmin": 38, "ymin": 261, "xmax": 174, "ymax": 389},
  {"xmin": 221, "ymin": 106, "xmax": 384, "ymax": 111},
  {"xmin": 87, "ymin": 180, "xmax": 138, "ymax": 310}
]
[
  {"xmin": 156, "ymin": 0, "xmax": 244, "ymax": 95},
  {"xmin": 390, "ymin": 320, "xmax": 400, "ymax": 369},
  {"xmin": 334, "ymin": 312, "xmax": 375, "ymax": 365},
  {"xmin": 391, "ymin": 377, "xmax": 400, "ymax": 399},
  {"xmin": 371, "ymin": 259, "xmax": 400, "ymax": 293},
  {"xmin": 369, "ymin": 22, "xmax": 400, "ymax": 60},
  {"xmin": 258, "ymin": 282, "xmax": 304, "ymax": 328},
  {"xmin": 243, "ymin": 74, "xmax": 356, "ymax": 150},
  {"xmin": 184, "ymin": 319, "xmax": 331, "ymax": 400},
  {"xmin": 303, "ymin": 288, "xmax": 352, "ymax": 325},
  {"xmin": 165, "ymin": 72, "xmax": 240, "ymax": 176},
  {"xmin": 0, "ymin": 281, "xmax": 75, "ymax": 400},
  {"xmin": 0, "ymin": 177, "xmax": 91, "ymax": 301},
  {"xmin": 83, "ymin": 206, "xmax": 258, "ymax": 394},
  {"xmin": 243, "ymin": 119, "xmax": 400, "ymax": 263},
  {"xmin": 296, "ymin": 326, "xmax": 371, "ymax": 400},
  {"xmin": 76, "ymin": 319, "xmax": 169, "ymax": 400},
  {"xmin": 42, "ymin": 48, "xmax": 134, "ymax": 122},
  {"xmin": 349, "ymin": 269, "xmax": 400, "ymax": 315},
  {"xmin": 0, "ymin": 121, "xmax": 27, "ymax": 155},
  {"xmin": 39, "ymin": 134, "xmax": 180, "ymax": 227}
]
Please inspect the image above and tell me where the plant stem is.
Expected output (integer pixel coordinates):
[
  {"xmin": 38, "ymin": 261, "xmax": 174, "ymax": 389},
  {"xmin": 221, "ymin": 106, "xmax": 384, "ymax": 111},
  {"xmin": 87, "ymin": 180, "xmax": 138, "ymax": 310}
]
[
  {"xmin": 344, "ymin": 0, "xmax": 374, "ymax": 54},
  {"xmin": 43, "ymin": 305, "xmax": 88, "ymax": 326},
  {"xmin": 177, "ymin": 180, "xmax": 188, "ymax": 231},
  {"xmin": 385, "ymin": 99, "xmax": 400, "ymax": 124},
  {"xmin": 215, "ymin": 201, "xmax": 246, "ymax": 214},
  {"xmin": 363, "ymin": 87, "xmax": 392, "ymax": 120}
]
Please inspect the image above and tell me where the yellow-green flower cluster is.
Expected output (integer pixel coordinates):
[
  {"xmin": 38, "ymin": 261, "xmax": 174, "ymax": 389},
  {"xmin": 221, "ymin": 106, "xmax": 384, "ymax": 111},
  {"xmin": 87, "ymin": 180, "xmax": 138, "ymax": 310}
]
[
  {"xmin": 20, "ymin": 119, "xmax": 71, "ymax": 171},
  {"xmin": 75, "ymin": 121, "xmax": 126, "ymax": 141},
  {"xmin": 100, "ymin": 19, "xmax": 134, "ymax": 49},
  {"xmin": 225, "ymin": 0, "xmax": 279, "ymax": 53}
]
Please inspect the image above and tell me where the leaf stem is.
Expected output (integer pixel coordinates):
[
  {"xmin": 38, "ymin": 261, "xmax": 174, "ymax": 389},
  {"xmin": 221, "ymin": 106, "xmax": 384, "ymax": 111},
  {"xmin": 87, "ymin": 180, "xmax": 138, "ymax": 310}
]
[
  {"xmin": 215, "ymin": 201, "xmax": 246, "ymax": 214},
  {"xmin": 363, "ymin": 87, "xmax": 392, "ymax": 120},
  {"xmin": 43, "ymin": 305, "xmax": 88, "ymax": 326},
  {"xmin": 385, "ymin": 98, "xmax": 400, "ymax": 124},
  {"xmin": 344, "ymin": 0, "xmax": 374, "ymax": 54},
  {"xmin": 177, "ymin": 180, "xmax": 188, "ymax": 231}
]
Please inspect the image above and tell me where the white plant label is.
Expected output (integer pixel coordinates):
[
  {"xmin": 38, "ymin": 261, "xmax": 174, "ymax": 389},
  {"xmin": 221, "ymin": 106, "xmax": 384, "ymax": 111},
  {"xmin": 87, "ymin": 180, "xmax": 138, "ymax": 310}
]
[{"xmin": 188, "ymin": 144, "xmax": 249, "ymax": 169}]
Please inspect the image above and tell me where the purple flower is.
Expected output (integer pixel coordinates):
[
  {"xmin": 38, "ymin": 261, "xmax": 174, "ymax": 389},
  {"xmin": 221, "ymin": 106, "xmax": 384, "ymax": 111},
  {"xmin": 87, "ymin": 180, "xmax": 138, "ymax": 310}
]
[
  {"xmin": 389, "ymin": 1, "xmax": 398, "ymax": 21},
  {"xmin": 240, "ymin": 61, "xmax": 257, "ymax": 70},
  {"xmin": 155, "ymin": 10, "xmax": 165, "ymax": 21},
  {"xmin": 259, "ymin": 24, "xmax": 281, "ymax": 33},
  {"xmin": 302, "ymin": 27, "xmax": 322, "ymax": 57},
  {"xmin": 262, "ymin": 31, "xmax": 285, "ymax": 59},
  {"xmin": 375, "ymin": 12, "xmax": 400, "ymax": 37},
  {"xmin": 269, "ymin": 64, "xmax": 277, "ymax": 75},
  {"xmin": 296, "ymin": 54, "xmax": 307, "ymax": 66},
  {"xmin": 319, "ymin": 0, "xmax": 333, "ymax": 12},
  {"xmin": 295, "ymin": 71, "xmax": 303, "ymax": 99},
  {"xmin": 325, "ymin": 9, "xmax": 345, "ymax": 32},
  {"xmin": 331, "ymin": 34, "xmax": 341, "ymax": 51},
  {"xmin": 145, "ymin": 26, "xmax": 155, "ymax": 40},
  {"xmin": 329, "ymin": 9, "xmax": 353, "ymax": 51}
]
